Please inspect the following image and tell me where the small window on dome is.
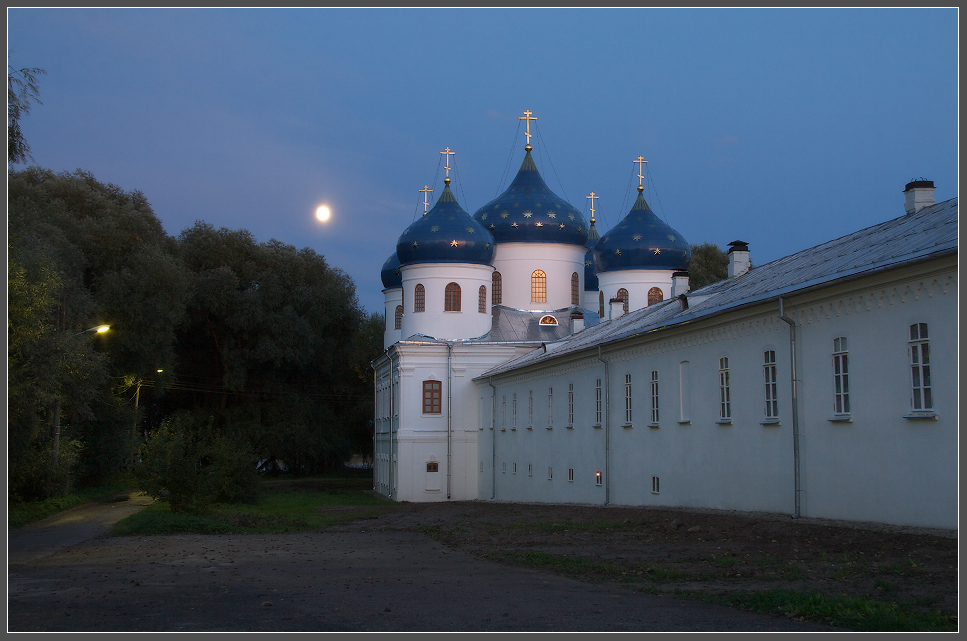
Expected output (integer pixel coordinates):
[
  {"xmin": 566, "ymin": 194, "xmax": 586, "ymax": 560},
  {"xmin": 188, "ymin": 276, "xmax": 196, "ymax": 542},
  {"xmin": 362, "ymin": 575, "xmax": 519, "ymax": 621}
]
[
  {"xmin": 617, "ymin": 288, "xmax": 629, "ymax": 314},
  {"xmin": 445, "ymin": 282, "xmax": 461, "ymax": 312},
  {"xmin": 539, "ymin": 315, "xmax": 558, "ymax": 326},
  {"xmin": 394, "ymin": 305, "xmax": 403, "ymax": 330},
  {"xmin": 414, "ymin": 284, "xmax": 425, "ymax": 313},
  {"xmin": 571, "ymin": 272, "xmax": 580, "ymax": 305},
  {"xmin": 478, "ymin": 285, "xmax": 487, "ymax": 313},
  {"xmin": 648, "ymin": 287, "xmax": 663, "ymax": 306},
  {"xmin": 492, "ymin": 271, "xmax": 502, "ymax": 305},
  {"xmin": 532, "ymin": 270, "xmax": 547, "ymax": 303}
]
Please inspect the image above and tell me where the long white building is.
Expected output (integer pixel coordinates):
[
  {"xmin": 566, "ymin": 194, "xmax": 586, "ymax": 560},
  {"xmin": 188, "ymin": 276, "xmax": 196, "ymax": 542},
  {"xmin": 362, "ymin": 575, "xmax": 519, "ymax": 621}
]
[{"xmin": 372, "ymin": 121, "xmax": 957, "ymax": 530}]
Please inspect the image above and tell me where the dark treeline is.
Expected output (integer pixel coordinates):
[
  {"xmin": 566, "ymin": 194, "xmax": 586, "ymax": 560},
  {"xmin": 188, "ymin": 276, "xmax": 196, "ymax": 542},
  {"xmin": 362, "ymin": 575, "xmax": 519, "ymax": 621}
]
[{"xmin": 8, "ymin": 167, "xmax": 383, "ymax": 502}]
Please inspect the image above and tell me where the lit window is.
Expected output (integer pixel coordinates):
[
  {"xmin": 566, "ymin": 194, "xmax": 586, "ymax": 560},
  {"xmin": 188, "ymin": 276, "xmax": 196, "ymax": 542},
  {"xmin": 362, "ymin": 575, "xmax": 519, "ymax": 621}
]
[
  {"xmin": 445, "ymin": 282, "xmax": 461, "ymax": 311},
  {"xmin": 492, "ymin": 271, "xmax": 502, "ymax": 305},
  {"xmin": 833, "ymin": 338, "xmax": 850, "ymax": 415},
  {"xmin": 567, "ymin": 383, "xmax": 574, "ymax": 426},
  {"xmin": 531, "ymin": 270, "xmax": 547, "ymax": 303},
  {"xmin": 719, "ymin": 357, "xmax": 731, "ymax": 420},
  {"xmin": 394, "ymin": 305, "xmax": 403, "ymax": 330},
  {"xmin": 595, "ymin": 471, "xmax": 602, "ymax": 486},
  {"xmin": 617, "ymin": 288, "xmax": 629, "ymax": 314},
  {"xmin": 571, "ymin": 272, "xmax": 580, "ymax": 305},
  {"xmin": 539, "ymin": 315, "xmax": 558, "ymax": 326},
  {"xmin": 595, "ymin": 378, "xmax": 602, "ymax": 424},
  {"xmin": 423, "ymin": 380, "xmax": 442, "ymax": 414},
  {"xmin": 647, "ymin": 287, "xmax": 663, "ymax": 306},
  {"xmin": 478, "ymin": 285, "xmax": 487, "ymax": 313},
  {"xmin": 764, "ymin": 350, "xmax": 778, "ymax": 419},
  {"xmin": 624, "ymin": 374, "xmax": 633, "ymax": 424},
  {"xmin": 909, "ymin": 324, "xmax": 932, "ymax": 410},
  {"xmin": 650, "ymin": 370, "xmax": 659, "ymax": 424},
  {"xmin": 414, "ymin": 284, "xmax": 425, "ymax": 312}
]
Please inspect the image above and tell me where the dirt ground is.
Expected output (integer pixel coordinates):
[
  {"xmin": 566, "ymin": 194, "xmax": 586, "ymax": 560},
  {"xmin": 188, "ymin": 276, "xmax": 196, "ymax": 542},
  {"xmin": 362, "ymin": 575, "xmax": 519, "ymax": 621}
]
[{"xmin": 8, "ymin": 486, "xmax": 958, "ymax": 632}]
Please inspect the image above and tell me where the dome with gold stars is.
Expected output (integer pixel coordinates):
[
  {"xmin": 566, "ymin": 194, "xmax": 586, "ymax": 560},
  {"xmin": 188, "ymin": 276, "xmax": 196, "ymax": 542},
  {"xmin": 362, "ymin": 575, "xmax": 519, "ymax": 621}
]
[
  {"xmin": 380, "ymin": 252, "xmax": 402, "ymax": 289},
  {"xmin": 396, "ymin": 183, "xmax": 495, "ymax": 266},
  {"xmin": 593, "ymin": 190, "xmax": 690, "ymax": 273},
  {"xmin": 473, "ymin": 150, "xmax": 588, "ymax": 247}
]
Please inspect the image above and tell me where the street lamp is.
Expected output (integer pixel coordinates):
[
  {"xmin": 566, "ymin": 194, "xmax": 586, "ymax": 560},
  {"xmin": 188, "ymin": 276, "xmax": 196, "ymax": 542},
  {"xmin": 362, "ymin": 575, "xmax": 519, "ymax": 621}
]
[{"xmin": 53, "ymin": 325, "xmax": 111, "ymax": 465}]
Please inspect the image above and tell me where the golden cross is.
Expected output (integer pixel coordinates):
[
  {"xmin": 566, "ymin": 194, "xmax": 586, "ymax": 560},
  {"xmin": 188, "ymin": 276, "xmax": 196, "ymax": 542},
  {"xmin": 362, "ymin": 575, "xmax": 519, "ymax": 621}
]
[
  {"xmin": 440, "ymin": 147, "xmax": 455, "ymax": 183},
  {"xmin": 634, "ymin": 156, "xmax": 649, "ymax": 190},
  {"xmin": 420, "ymin": 185, "xmax": 433, "ymax": 214},
  {"xmin": 586, "ymin": 191, "xmax": 599, "ymax": 223},
  {"xmin": 519, "ymin": 109, "xmax": 538, "ymax": 148}
]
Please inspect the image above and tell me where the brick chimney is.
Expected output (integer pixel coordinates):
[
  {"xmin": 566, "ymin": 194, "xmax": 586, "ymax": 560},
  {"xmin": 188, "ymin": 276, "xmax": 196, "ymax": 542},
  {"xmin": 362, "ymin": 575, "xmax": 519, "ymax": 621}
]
[
  {"xmin": 727, "ymin": 241, "xmax": 750, "ymax": 278},
  {"xmin": 904, "ymin": 179, "xmax": 935, "ymax": 215}
]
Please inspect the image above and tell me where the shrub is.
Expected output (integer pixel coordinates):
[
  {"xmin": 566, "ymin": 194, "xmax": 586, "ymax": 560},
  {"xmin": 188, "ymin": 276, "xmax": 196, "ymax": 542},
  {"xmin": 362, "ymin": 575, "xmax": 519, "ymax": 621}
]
[{"xmin": 135, "ymin": 412, "xmax": 259, "ymax": 513}]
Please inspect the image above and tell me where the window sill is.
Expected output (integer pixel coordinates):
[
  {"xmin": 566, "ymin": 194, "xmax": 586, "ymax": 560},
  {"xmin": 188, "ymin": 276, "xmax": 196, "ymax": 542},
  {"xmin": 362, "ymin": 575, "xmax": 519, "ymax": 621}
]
[
  {"xmin": 566, "ymin": 425, "xmax": 574, "ymax": 430},
  {"xmin": 827, "ymin": 415, "xmax": 852, "ymax": 423},
  {"xmin": 622, "ymin": 422, "xmax": 633, "ymax": 429},
  {"xmin": 903, "ymin": 412, "xmax": 938, "ymax": 421},
  {"xmin": 716, "ymin": 419, "xmax": 732, "ymax": 425},
  {"xmin": 592, "ymin": 424, "xmax": 603, "ymax": 429},
  {"xmin": 511, "ymin": 427, "xmax": 517, "ymax": 431},
  {"xmin": 546, "ymin": 426, "xmax": 553, "ymax": 430},
  {"xmin": 678, "ymin": 420, "xmax": 691, "ymax": 425},
  {"xmin": 648, "ymin": 422, "xmax": 660, "ymax": 429},
  {"xmin": 527, "ymin": 426, "xmax": 534, "ymax": 430},
  {"xmin": 760, "ymin": 419, "xmax": 781, "ymax": 426},
  {"xmin": 500, "ymin": 428, "xmax": 506, "ymax": 432}
]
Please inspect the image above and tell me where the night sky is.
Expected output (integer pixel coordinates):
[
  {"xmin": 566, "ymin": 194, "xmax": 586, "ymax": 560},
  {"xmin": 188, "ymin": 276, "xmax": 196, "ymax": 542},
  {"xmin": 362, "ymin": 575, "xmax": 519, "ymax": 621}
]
[{"xmin": 8, "ymin": 8, "xmax": 958, "ymax": 314}]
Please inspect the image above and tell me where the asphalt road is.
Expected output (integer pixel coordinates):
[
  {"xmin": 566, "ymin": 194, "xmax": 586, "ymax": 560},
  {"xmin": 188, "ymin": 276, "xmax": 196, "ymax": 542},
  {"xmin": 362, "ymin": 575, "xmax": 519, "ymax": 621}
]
[{"xmin": 7, "ymin": 496, "xmax": 833, "ymax": 632}]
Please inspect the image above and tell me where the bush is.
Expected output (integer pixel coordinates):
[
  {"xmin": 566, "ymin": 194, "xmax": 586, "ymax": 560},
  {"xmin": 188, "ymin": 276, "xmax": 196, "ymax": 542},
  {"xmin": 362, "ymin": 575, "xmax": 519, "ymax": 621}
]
[
  {"xmin": 8, "ymin": 437, "xmax": 83, "ymax": 504},
  {"xmin": 135, "ymin": 412, "xmax": 260, "ymax": 513}
]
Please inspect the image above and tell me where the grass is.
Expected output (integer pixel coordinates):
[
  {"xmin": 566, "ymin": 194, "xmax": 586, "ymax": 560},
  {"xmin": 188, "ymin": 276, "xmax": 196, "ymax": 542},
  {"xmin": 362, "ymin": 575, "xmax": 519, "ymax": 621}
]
[
  {"xmin": 112, "ymin": 481, "xmax": 391, "ymax": 536},
  {"xmin": 8, "ymin": 475, "xmax": 138, "ymax": 530},
  {"xmin": 684, "ymin": 588, "xmax": 957, "ymax": 632}
]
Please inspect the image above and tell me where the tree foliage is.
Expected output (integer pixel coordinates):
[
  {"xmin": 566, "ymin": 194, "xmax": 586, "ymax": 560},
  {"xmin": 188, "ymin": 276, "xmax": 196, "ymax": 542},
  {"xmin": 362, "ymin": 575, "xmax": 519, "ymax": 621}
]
[
  {"xmin": 687, "ymin": 243, "xmax": 730, "ymax": 290},
  {"xmin": 8, "ymin": 66, "xmax": 46, "ymax": 165}
]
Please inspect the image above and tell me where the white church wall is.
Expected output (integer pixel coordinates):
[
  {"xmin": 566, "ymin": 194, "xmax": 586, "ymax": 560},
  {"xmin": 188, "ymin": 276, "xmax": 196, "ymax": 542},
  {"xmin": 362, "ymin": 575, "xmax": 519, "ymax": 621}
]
[
  {"xmin": 491, "ymin": 242, "xmax": 585, "ymax": 311},
  {"xmin": 400, "ymin": 263, "xmax": 494, "ymax": 340},
  {"xmin": 597, "ymin": 269, "xmax": 676, "ymax": 316},
  {"xmin": 382, "ymin": 287, "xmax": 403, "ymax": 349}
]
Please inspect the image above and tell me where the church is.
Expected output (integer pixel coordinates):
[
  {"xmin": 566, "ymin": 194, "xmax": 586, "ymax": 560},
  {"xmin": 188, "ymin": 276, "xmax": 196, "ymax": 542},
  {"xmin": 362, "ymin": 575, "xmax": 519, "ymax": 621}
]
[{"xmin": 372, "ymin": 112, "xmax": 957, "ymax": 530}]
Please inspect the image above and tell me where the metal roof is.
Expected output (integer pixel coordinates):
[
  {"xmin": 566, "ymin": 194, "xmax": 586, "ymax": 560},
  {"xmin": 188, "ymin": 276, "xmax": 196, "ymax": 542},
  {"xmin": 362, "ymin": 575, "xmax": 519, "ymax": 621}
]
[{"xmin": 477, "ymin": 197, "xmax": 958, "ymax": 378}]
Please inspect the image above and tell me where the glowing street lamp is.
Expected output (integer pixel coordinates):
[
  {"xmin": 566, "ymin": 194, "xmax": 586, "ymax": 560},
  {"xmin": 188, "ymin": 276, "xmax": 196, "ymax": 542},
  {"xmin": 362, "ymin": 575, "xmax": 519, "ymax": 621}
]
[{"xmin": 53, "ymin": 325, "xmax": 111, "ymax": 465}]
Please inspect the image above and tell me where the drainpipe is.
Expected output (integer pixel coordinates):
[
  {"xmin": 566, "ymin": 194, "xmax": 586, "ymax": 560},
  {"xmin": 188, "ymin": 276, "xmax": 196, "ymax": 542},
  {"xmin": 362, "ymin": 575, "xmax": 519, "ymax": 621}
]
[
  {"xmin": 488, "ymin": 376, "xmax": 497, "ymax": 500},
  {"xmin": 446, "ymin": 342, "xmax": 453, "ymax": 500},
  {"xmin": 778, "ymin": 296, "xmax": 802, "ymax": 519},
  {"xmin": 597, "ymin": 346, "xmax": 610, "ymax": 506}
]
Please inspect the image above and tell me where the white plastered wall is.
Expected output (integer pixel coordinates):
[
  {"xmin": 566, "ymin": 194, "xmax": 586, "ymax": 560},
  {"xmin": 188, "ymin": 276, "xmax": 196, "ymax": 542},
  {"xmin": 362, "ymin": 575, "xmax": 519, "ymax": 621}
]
[
  {"xmin": 400, "ymin": 263, "xmax": 493, "ymax": 340},
  {"xmin": 597, "ymin": 269, "xmax": 675, "ymax": 316},
  {"xmin": 383, "ymin": 287, "xmax": 402, "ymax": 349},
  {"xmin": 491, "ymin": 242, "xmax": 585, "ymax": 311}
]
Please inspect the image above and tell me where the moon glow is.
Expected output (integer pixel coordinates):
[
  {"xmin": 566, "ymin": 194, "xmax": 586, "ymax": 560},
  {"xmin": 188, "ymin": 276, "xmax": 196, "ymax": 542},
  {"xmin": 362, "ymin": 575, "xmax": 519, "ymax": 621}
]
[{"xmin": 316, "ymin": 205, "xmax": 331, "ymax": 222}]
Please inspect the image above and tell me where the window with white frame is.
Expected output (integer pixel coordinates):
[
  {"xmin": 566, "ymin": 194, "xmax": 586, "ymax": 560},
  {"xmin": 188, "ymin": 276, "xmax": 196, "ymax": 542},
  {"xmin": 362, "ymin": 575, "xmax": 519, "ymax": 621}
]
[
  {"xmin": 719, "ymin": 357, "xmax": 731, "ymax": 420},
  {"xmin": 595, "ymin": 378, "xmax": 603, "ymax": 424},
  {"xmin": 547, "ymin": 467, "xmax": 553, "ymax": 480},
  {"xmin": 909, "ymin": 323, "xmax": 932, "ymax": 411},
  {"xmin": 547, "ymin": 387, "xmax": 553, "ymax": 426},
  {"xmin": 650, "ymin": 370, "xmax": 660, "ymax": 424},
  {"xmin": 832, "ymin": 337, "xmax": 850, "ymax": 415},
  {"xmin": 624, "ymin": 374, "xmax": 633, "ymax": 424},
  {"xmin": 568, "ymin": 383, "xmax": 574, "ymax": 426},
  {"xmin": 528, "ymin": 390, "xmax": 534, "ymax": 427},
  {"xmin": 528, "ymin": 464, "xmax": 533, "ymax": 476},
  {"xmin": 568, "ymin": 468, "xmax": 574, "ymax": 482},
  {"xmin": 501, "ymin": 395, "xmax": 506, "ymax": 428},
  {"xmin": 513, "ymin": 463, "xmax": 517, "ymax": 474},
  {"xmin": 652, "ymin": 476, "xmax": 660, "ymax": 494},
  {"xmin": 764, "ymin": 350, "xmax": 778, "ymax": 419},
  {"xmin": 512, "ymin": 393, "xmax": 517, "ymax": 429}
]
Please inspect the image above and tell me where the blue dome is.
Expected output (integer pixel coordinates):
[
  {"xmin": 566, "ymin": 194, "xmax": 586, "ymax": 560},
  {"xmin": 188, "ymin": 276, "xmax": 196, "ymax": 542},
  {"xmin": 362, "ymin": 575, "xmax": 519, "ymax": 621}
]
[
  {"xmin": 473, "ymin": 150, "xmax": 587, "ymax": 246},
  {"xmin": 396, "ymin": 184, "xmax": 495, "ymax": 266},
  {"xmin": 594, "ymin": 191, "xmax": 690, "ymax": 273},
  {"xmin": 584, "ymin": 220, "xmax": 601, "ymax": 291},
  {"xmin": 380, "ymin": 252, "xmax": 402, "ymax": 289}
]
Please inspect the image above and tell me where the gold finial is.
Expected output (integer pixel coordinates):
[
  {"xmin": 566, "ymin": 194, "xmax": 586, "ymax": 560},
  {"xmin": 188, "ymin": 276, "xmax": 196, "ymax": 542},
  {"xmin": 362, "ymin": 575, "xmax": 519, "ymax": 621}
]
[
  {"xmin": 420, "ymin": 185, "xmax": 433, "ymax": 215},
  {"xmin": 634, "ymin": 155, "xmax": 648, "ymax": 193},
  {"xmin": 440, "ymin": 147, "xmax": 455, "ymax": 184},
  {"xmin": 586, "ymin": 191, "xmax": 599, "ymax": 225},
  {"xmin": 519, "ymin": 109, "xmax": 538, "ymax": 151}
]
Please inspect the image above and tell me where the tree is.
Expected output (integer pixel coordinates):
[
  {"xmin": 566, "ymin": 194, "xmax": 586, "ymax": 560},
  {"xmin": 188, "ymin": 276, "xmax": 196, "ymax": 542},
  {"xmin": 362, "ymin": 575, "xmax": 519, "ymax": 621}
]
[
  {"xmin": 8, "ymin": 66, "xmax": 46, "ymax": 165},
  {"xmin": 687, "ymin": 243, "xmax": 729, "ymax": 290}
]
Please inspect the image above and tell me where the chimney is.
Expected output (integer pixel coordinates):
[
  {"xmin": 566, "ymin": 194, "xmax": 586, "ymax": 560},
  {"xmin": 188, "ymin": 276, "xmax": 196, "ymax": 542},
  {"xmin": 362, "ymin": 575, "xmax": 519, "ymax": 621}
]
[
  {"xmin": 727, "ymin": 240, "xmax": 750, "ymax": 278},
  {"xmin": 570, "ymin": 312, "xmax": 585, "ymax": 334},
  {"xmin": 904, "ymin": 179, "xmax": 935, "ymax": 215},
  {"xmin": 609, "ymin": 298, "xmax": 625, "ymax": 320},
  {"xmin": 671, "ymin": 271, "xmax": 690, "ymax": 297}
]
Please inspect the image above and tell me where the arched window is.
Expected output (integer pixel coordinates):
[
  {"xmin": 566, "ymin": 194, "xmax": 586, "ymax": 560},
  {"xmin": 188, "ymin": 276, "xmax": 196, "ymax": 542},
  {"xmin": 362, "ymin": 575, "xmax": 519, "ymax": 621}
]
[
  {"xmin": 617, "ymin": 288, "xmax": 629, "ymax": 314},
  {"xmin": 599, "ymin": 291, "xmax": 604, "ymax": 317},
  {"xmin": 647, "ymin": 287, "xmax": 663, "ymax": 306},
  {"xmin": 492, "ymin": 271, "xmax": 502, "ymax": 305},
  {"xmin": 478, "ymin": 285, "xmax": 487, "ymax": 313},
  {"xmin": 571, "ymin": 272, "xmax": 580, "ymax": 305},
  {"xmin": 539, "ymin": 315, "xmax": 558, "ymax": 326},
  {"xmin": 531, "ymin": 270, "xmax": 547, "ymax": 303},
  {"xmin": 414, "ymin": 284, "xmax": 425, "ymax": 312},
  {"xmin": 394, "ymin": 305, "xmax": 403, "ymax": 330},
  {"xmin": 445, "ymin": 282, "xmax": 461, "ymax": 311}
]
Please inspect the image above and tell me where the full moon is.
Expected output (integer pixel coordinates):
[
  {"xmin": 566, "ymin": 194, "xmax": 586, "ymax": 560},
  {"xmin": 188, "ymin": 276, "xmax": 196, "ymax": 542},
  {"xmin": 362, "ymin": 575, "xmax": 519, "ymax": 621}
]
[{"xmin": 316, "ymin": 205, "xmax": 331, "ymax": 222}]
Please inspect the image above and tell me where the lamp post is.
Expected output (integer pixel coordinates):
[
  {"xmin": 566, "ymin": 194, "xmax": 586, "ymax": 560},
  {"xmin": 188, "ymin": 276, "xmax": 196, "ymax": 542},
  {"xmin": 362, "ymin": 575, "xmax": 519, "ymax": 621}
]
[{"xmin": 53, "ymin": 325, "xmax": 110, "ymax": 466}]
